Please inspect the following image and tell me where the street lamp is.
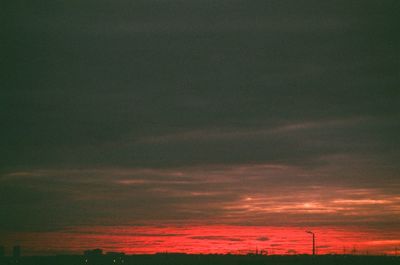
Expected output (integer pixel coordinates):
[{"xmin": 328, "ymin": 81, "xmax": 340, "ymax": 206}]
[{"xmin": 306, "ymin": 231, "xmax": 315, "ymax": 255}]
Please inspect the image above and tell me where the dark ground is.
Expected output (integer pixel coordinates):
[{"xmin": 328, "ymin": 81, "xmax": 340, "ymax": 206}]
[{"xmin": 1, "ymin": 254, "xmax": 399, "ymax": 265}]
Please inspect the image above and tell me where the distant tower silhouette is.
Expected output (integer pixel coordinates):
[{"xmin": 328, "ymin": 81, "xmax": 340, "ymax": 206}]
[
  {"xmin": 351, "ymin": 245, "xmax": 357, "ymax": 255},
  {"xmin": 13, "ymin": 246, "xmax": 21, "ymax": 258}
]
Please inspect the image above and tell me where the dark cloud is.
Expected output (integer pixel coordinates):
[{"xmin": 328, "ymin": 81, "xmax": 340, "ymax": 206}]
[
  {"xmin": 3, "ymin": 0, "xmax": 399, "ymax": 170},
  {"xmin": 189, "ymin": 236, "xmax": 244, "ymax": 242},
  {"xmin": 1, "ymin": 0, "xmax": 399, "ymax": 240}
]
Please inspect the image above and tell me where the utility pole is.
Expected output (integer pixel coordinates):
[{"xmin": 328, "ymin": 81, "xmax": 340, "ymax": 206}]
[{"xmin": 305, "ymin": 231, "xmax": 315, "ymax": 255}]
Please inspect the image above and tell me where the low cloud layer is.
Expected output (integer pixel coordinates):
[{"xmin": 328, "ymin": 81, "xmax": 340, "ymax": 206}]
[{"xmin": 1, "ymin": 162, "xmax": 399, "ymax": 231}]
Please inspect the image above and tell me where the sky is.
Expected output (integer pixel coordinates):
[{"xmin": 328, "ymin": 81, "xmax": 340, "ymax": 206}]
[{"xmin": 1, "ymin": 0, "xmax": 400, "ymax": 255}]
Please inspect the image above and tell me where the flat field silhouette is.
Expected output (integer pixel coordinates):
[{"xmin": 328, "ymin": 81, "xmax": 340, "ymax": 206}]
[{"xmin": 1, "ymin": 254, "xmax": 399, "ymax": 265}]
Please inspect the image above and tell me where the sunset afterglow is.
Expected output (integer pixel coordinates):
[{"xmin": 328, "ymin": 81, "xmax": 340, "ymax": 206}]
[{"xmin": 3, "ymin": 226, "xmax": 400, "ymax": 255}]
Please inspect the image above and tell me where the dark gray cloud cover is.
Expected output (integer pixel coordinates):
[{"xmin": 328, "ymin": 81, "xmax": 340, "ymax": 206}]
[{"xmin": 1, "ymin": 0, "xmax": 399, "ymax": 232}]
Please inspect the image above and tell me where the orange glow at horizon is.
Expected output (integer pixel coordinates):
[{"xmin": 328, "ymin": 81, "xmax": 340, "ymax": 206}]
[{"xmin": 2, "ymin": 225, "xmax": 400, "ymax": 256}]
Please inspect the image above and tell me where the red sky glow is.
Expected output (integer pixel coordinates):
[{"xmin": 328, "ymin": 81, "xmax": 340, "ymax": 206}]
[{"xmin": 2, "ymin": 225, "xmax": 400, "ymax": 256}]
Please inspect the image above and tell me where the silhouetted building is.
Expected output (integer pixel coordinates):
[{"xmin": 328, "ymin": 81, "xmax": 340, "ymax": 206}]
[
  {"xmin": 106, "ymin": 251, "xmax": 125, "ymax": 256},
  {"xmin": 13, "ymin": 246, "xmax": 21, "ymax": 258},
  {"xmin": 84, "ymin": 249, "xmax": 104, "ymax": 265},
  {"xmin": 84, "ymin": 248, "xmax": 103, "ymax": 256}
]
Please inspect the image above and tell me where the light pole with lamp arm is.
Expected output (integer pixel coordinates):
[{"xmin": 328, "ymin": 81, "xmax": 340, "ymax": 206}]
[{"xmin": 306, "ymin": 231, "xmax": 315, "ymax": 255}]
